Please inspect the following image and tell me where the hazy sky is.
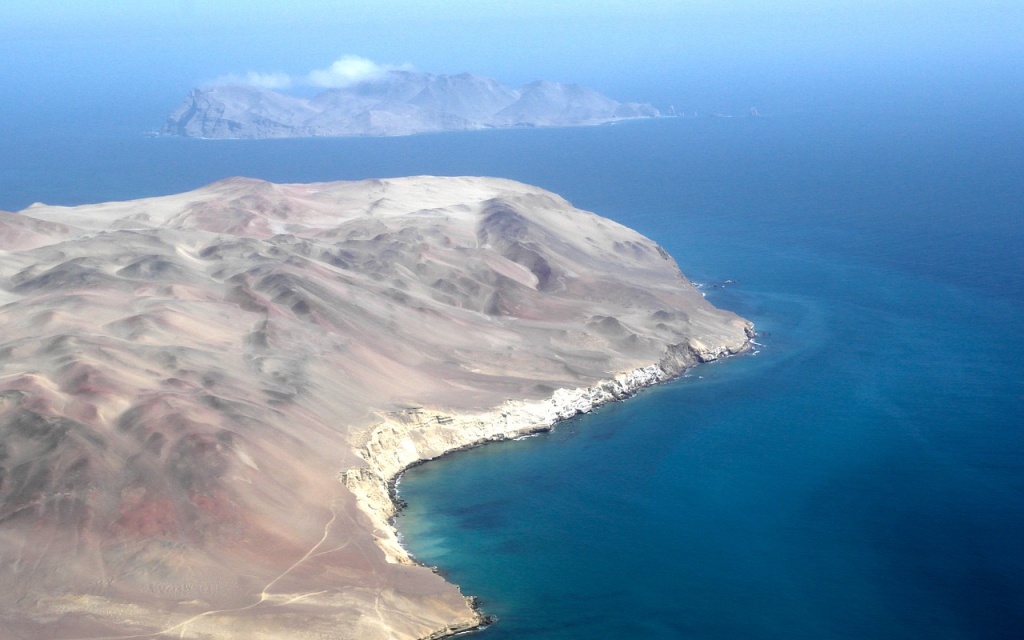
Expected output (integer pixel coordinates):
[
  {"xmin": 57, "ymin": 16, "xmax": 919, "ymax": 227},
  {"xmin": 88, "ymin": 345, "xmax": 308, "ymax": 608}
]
[{"xmin": 2, "ymin": 1, "xmax": 1022, "ymax": 131}]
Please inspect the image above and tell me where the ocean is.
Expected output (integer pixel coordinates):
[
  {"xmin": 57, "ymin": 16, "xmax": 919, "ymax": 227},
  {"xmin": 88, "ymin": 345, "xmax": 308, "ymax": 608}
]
[{"xmin": 2, "ymin": 102, "xmax": 1022, "ymax": 639}]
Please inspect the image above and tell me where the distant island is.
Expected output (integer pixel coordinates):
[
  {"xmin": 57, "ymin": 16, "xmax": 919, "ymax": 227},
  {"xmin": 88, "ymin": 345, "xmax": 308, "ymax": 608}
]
[
  {"xmin": 0, "ymin": 177, "xmax": 749, "ymax": 638},
  {"xmin": 162, "ymin": 70, "xmax": 660, "ymax": 138}
]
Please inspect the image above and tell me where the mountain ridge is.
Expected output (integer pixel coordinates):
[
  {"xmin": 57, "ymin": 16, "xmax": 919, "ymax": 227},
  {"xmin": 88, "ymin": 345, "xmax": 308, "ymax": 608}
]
[{"xmin": 162, "ymin": 71, "xmax": 660, "ymax": 138}]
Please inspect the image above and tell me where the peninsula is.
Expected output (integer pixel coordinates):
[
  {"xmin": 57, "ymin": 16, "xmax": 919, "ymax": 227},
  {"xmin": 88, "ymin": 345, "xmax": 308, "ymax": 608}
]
[
  {"xmin": 0, "ymin": 176, "xmax": 750, "ymax": 639},
  {"xmin": 162, "ymin": 71, "xmax": 660, "ymax": 138}
]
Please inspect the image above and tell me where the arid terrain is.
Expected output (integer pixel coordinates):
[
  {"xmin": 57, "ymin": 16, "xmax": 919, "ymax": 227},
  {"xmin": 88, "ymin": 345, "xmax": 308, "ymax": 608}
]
[{"xmin": 0, "ymin": 176, "xmax": 750, "ymax": 639}]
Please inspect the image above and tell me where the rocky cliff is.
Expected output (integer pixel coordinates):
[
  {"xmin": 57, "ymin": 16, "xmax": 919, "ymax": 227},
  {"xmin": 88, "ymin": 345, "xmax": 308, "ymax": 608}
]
[{"xmin": 342, "ymin": 341, "xmax": 745, "ymax": 573}]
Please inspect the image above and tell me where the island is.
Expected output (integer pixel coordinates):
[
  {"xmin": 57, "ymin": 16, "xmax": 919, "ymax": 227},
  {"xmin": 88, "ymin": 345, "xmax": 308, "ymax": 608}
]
[
  {"xmin": 162, "ymin": 71, "xmax": 660, "ymax": 138},
  {"xmin": 0, "ymin": 176, "xmax": 751, "ymax": 639}
]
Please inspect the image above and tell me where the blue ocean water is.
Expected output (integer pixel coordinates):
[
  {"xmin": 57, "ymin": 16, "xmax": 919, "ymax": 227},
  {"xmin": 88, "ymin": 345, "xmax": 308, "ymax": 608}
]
[
  {"xmin": 391, "ymin": 114, "xmax": 1024, "ymax": 639},
  {"xmin": 2, "ymin": 104, "xmax": 1022, "ymax": 639}
]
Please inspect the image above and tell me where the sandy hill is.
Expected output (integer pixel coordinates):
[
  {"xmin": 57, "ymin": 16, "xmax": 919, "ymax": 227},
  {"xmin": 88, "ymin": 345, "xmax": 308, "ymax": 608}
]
[{"xmin": 0, "ymin": 176, "xmax": 750, "ymax": 639}]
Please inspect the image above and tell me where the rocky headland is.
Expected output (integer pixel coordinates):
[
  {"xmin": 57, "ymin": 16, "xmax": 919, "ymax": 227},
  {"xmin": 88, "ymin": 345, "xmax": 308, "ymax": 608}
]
[
  {"xmin": 0, "ymin": 176, "xmax": 750, "ymax": 639},
  {"xmin": 162, "ymin": 71, "xmax": 660, "ymax": 138}
]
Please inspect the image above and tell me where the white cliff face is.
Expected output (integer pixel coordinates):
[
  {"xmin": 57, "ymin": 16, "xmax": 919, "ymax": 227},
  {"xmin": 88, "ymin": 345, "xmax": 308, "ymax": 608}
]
[
  {"xmin": 162, "ymin": 71, "xmax": 661, "ymax": 139},
  {"xmin": 342, "ymin": 340, "xmax": 750, "ymax": 567}
]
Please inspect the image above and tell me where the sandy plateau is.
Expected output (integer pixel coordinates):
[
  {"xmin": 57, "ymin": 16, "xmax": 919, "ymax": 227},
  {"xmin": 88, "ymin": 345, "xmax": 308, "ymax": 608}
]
[{"xmin": 0, "ymin": 176, "xmax": 751, "ymax": 639}]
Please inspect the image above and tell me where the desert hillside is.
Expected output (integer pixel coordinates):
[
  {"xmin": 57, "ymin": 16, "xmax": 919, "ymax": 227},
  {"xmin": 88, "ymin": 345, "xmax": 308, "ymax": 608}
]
[{"xmin": 0, "ymin": 176, "xmax": 750, "ymax": 639}]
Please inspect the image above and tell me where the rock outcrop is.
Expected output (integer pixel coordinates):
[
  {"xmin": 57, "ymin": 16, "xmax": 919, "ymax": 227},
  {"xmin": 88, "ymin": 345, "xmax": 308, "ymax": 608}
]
[
  {"xmin": 342, "ymin": 342, "xmax": 745, "ymax": 571},
  {"xmin": 162, "ymin": 71, "xmax": 660, "ymax": 138}
]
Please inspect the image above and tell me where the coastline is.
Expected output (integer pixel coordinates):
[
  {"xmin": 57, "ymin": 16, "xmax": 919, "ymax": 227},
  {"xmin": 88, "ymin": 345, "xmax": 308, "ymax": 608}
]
[
  {"xmin": 340, "ymin": 334, "xmax": 753, "ymax": 638},
  {"xmin": 159, "ymin": 114, "xmax": 661, "ymax": 141}
]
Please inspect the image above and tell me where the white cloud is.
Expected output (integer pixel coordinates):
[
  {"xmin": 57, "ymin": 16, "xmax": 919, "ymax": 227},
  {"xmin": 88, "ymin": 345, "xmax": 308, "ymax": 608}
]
[
  {"xmin": 207, "ymin": 56, "xmax": 411, "ymax": 91},
  {"xmin": 245, "ymin": 71, "xmax": 293, "ymax": 89},
  {"xmin": 305, "ymin": 55, "xmax": 409, "ymax": 88},
  {"xmin": 211, "ymin": 70, "xmax": 293, "ymax": 89}
]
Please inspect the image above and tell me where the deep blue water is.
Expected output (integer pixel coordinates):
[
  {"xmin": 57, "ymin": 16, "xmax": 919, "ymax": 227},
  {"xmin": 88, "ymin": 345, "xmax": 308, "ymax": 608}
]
[
  {"xmin": 392, "ymin": 113, "xmax": 1024, "ymax": 639},
  {"xmin": 2, "ymin": 107, "xmax": 1022, "ymax": 639}
]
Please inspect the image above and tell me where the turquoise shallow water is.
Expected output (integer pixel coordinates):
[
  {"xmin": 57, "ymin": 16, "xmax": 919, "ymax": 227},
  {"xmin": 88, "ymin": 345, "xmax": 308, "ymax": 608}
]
[{"xmin": 2, "ymin": 108, "xmax": 1022, "ymax": 639}]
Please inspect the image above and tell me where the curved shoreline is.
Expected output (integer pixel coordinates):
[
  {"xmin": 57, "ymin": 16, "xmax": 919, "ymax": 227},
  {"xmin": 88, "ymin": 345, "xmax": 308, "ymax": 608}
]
[{"xmin": 340, "ymin": 334, "xmax": 753, "ymax": 638}]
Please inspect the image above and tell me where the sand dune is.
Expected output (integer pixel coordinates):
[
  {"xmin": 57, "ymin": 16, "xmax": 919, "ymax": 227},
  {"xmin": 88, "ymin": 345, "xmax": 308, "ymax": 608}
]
[{"xmin": 0, "ymin": 176, "xmax": 750, "ymax": 639}]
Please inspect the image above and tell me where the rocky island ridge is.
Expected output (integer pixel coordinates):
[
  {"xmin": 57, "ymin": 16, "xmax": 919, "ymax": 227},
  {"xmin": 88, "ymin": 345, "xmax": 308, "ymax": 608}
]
[{"xmin": 163, "ymin": 70, "xmax": 660, "ymax": 138}]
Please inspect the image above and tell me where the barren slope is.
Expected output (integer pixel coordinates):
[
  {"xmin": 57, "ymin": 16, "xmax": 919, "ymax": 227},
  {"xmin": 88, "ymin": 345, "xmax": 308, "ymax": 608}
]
[{"xmin": 0, "ymin": 176, "xmax": 750, "ymax": 639}]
